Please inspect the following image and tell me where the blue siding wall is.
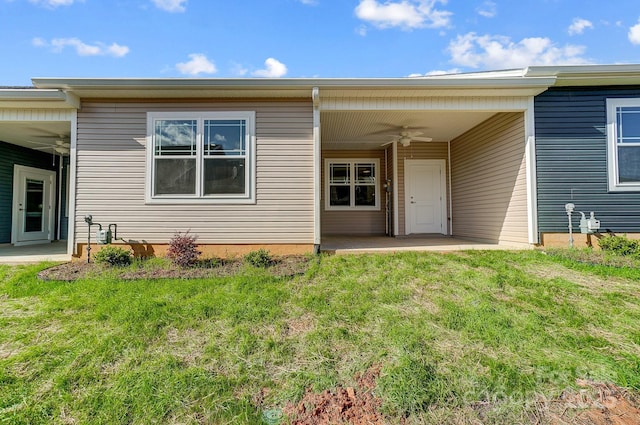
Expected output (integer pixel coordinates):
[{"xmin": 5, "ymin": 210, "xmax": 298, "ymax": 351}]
[
  {"xmin": 0, "ymin": 141, "xmax": 58, "ymax": 243},
  {"xmin": 535, "ymin": 86, "xmax": 640, "ymax": 233}
]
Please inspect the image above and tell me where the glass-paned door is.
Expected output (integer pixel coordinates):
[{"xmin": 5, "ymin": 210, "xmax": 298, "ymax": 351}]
[
  {"xmin": 12, "ymin": 165, "xmax": 56, "ymax": 244},
  {"xmin": 24, "ymin": 178, "xmax": 45, "ymax": 232}
]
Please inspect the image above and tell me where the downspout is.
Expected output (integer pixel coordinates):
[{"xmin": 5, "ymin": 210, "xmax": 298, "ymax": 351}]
[
  {"xmin": 392, "ymin": 141, "xmax": 399, "ymax": 236},
  {"xmin": 312, "ymin": 87, "xmax": 321, "ymax": 253},
  {"xmin": 448, "ymin": 140, "xmax": 453, "ymax": 236},
  {"xmin": 525, "ymin": 96, "xmax": 540, "ymax": 244},
  {"xmin": 66, "ymin": 109, "xmax": 78, "ymax": 257}
]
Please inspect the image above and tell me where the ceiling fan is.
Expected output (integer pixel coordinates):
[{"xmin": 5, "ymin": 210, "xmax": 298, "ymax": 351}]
[
  {"xmin": 380, "ymin": 126, "xmax": 433, "ymax": 147},
  {"xmin": 24, "ymin": 137, "xmax": 71, "ymax": 155}
]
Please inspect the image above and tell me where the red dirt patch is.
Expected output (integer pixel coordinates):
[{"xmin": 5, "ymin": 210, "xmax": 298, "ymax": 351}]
[
  {"xmin": 37, "ymin": 255, "xmax": 312, "ymax": 281},
  {"xmin": 538, "ymin": 379, "xmax": 640, "ymax": 425},
  {"xmin": 283, "ymin": 366, "xmax": 384, "ymax": 425}
]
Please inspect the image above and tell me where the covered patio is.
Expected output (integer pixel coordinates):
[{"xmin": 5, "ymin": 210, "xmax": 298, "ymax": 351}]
[
  {"xmin": 321, "ymin": 235, "xmax": 531, "ymax": 254},
  {"xmin": 0, "ymin": 241, "xmax": 70, "ymax": 264}
]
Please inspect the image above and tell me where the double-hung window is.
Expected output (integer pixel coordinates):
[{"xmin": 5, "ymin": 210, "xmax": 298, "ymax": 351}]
[
  {"xmin": 607, "ymin": 99, "xmax": 640, "ymax": 191},
  {"xmin": 147, "ymin": 111, "xmax": 255, "ymax": 202},
  {"xmin": 325, "ymin": 159, "xmax": 379, "ymax": 210}
]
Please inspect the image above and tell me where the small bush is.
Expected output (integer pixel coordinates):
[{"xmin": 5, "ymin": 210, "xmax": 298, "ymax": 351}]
[
  {"xmin": 244, "ymin": 249, "xmax": 273, "ymax": 268},
  {"xmin": 598, "ymin": 234, "xmax": 640, "ymax": 257},
  {"xmin": 94, "ymin": 245, "xmax": 132, "ymax": 267},
  {"xmin": 167, "ymin": 231, "xmax": 201, "ymax": 267},
  {"xmin": 197, "ymin": 257, "xmax": 222, "ymax": 269}
]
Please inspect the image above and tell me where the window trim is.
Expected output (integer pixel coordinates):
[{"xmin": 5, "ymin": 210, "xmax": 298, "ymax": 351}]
[
  {"xmin": 607, "ymin": 98, "xmax": 640, "ymax": 192},
  {"xmin": 324, "ymin": 158, "xmax": 380, "ymax": 211},
  {"xmin": 146, "ymin": 111, "xmax": 256, "ymax": 204}
]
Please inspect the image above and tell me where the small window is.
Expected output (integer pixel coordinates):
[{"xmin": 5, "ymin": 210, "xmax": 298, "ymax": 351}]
[
  {"xmin": 607, "ymin": 99, "xmax": 640, "ymax": 191},
  {"xmin": 147, "ymin": 112, "xmax": 255, "ymax": 203},
  {"xmin": 325, "ymin": 159, "xmax": 380, "ymax": 210}
]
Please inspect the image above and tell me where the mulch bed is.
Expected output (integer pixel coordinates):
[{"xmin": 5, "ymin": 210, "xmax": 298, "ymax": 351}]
[{"xmin": 37, "ymin": 255, "xmax": 313, "ymax": 281}]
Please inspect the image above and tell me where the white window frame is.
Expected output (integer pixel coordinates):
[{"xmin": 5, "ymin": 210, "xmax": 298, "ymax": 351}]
[
  {"xmin": 146, "ymin": 111, "xmax": 256, "ymax": 204},
  {"xmin": 607, "ymin": 98, "xmax": 640, "ymax": 192},
  {"xmin": 324, "ymin": 158, "xmax": 380, "ymax": 211}
]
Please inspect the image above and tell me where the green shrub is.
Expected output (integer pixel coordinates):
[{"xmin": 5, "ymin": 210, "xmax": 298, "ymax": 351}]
[
  {"xmin": 598, "ymin": 234, "xmax": 640, "ymax": 257},
  {"xmin": 244, "ymin": 249, "xmax": 273, "ymax": 268},
  {"xmin": 166, "ymin": 231, "xmax": 201, "ymax": 268},
  {"xmin": 94, "ymin": 245, "xmax": 132, "ymax": 267}
]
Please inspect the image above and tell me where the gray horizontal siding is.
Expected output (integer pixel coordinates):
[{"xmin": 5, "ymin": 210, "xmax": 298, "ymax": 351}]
[
  {"xmin": 74, "ymin": 99, "xmax": 315, "ymax": 244},
  {"xmin": 535, "ymin": 86, "xmax": 640, "ymax": 233},
  {"xmin": 0, "ymin": 141, "xmax": 57, "ymax": 243},
  {"xmin": 451, "ymin": 112, "xmax": 528, "ymax": 244}
]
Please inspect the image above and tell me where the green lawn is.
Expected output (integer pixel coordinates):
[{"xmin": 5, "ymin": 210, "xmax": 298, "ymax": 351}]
[{"xmin": 1, "ymin": 250, "xmax": 639, "ymax": 424}]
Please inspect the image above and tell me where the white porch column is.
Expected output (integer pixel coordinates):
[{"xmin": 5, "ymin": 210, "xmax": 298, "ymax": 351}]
[
  {"xmin": 525, "ymin": 96, "xmax": 539, "ymax": 244},
  {"xmin": 312, "ymin": 87, "xmax": 321, "ymax": 251}
]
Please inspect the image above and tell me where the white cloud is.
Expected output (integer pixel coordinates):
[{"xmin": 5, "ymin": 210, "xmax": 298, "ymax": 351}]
[
  {"xmin": 447, "ymin": 32, "xmax": 590, "ymax": 69},
  {"xmin": 298, "ymin": 0, "xmax": 318, "ymax": 4},
  {"xmin": 408, "ymin": 68, "xmax": 461, "ymax": 76},
  {"xmin": 477, "ymin": 1, "xmax": 496, "ymax": 18},
  {"xmin": 33, "ymin": 37, "xmax": 129, "ymax": 57},
  {"xmin": 152, "ymin": 0, "xmax": 186, "ymax": 13},
  {"xmin": 252, "ymin": 58, "xmax": 288, "ymax": 78},
  {"xmin": 230, "ymin": 62, "xmax": 249, "ymax": 77},
  {"xmin": 176, "ymin": 54, "xmax": 217, "ymax": 76},
  {"xmin": 29, "ymin": 0, "xmax": 77, "ymax": 7},
  {"xmin": 354, "ymin": 0, "xmax": 452, "ymax": 30},
  {"xmin": 629, "ymin": 20, "xmax": 640, "ymax": 45},
  {"xmin": 568, "ymin": 18, "xmax": 593, "ymax": 35}
]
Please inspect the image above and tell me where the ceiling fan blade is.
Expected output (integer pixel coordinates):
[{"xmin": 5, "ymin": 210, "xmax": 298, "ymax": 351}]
[
  {"xmin": 411, "ymin": 136, "xmax": 434, "ymax": 142},
  {"xmin": 405, "ymin": 131, "xmax": 424, "ymax": 137}
]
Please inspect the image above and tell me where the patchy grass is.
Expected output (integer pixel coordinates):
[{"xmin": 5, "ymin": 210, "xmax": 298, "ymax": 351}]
[{"xmin": 1, "ymin": 250, "xmax": 639, "ymax": 424}]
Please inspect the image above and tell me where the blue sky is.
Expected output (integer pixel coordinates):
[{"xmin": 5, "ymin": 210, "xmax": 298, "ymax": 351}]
[{"xmin": 2, "ymin": 0, "xmax": 640, "ymax": 85}]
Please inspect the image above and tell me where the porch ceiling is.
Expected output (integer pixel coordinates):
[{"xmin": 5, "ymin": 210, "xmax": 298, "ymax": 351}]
[
  {"xmin": 321, "ymin": 110, "xmax": 496, "ymax": 150},
  {"xmin": 0, "ymin": 121, "xmax": 71, "ymax": 152}
]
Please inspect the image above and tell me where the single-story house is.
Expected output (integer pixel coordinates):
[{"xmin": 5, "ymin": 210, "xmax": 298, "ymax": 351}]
[{"xmin": 1, "ymin": 64, "xmax": 639, "ymax": 258}]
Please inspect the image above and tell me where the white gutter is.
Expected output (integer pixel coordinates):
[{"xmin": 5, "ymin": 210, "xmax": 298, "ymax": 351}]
[
  {"xmin": 312, "ymin": 87, "xmax": 321, "ymax": 251},
  {"xmin": 0, "ymin": 89, "xmax": 80, "ymax": 108},
  {"xmin": 525, "ymin": 96, "xmax": 539, "ymax": 244},
  {"xmin": 32, "ymin": 76, "xmax": 556, "ymax": 90}
]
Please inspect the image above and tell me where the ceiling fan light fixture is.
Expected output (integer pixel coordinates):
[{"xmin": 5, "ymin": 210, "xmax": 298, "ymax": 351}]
[
  {"xmin": 399, "ymin": 137, "xmax": 412, "ymax": 147},
  {"xmin": 54, "ymin": 146, "xmax": 70, "ymax": 155}
]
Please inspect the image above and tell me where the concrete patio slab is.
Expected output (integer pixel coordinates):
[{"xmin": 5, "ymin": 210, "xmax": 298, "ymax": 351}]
[
  {"xmin": 321, "ymin": 235, "xmax": 531, "ymax": 254},
  {"xmin": 0, "ymin": 241, "xmax": 70, "ymax": 264}
]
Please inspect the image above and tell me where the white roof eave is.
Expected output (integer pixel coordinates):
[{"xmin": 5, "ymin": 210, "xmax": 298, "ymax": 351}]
[
  {"xmin": 31, "ymin": 76, "xmax": 556, "ymax": 99},
  {"xmin": 0, "ymin": 88, "xmax": 79, "ymax": 109}
]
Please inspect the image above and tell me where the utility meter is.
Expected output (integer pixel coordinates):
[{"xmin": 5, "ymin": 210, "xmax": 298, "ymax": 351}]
[{"xmin": 96, "ymin": 229, "xmax": 112, "ymax": 244}]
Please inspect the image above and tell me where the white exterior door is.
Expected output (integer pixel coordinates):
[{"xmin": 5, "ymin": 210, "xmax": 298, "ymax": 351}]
[
  {"xmin": 405, "ymin": 159, "xmax": 446, "ymax": 235},
  {"xmin": 12, "ymin": 165, "xmax": 56, "ymax": 245}
]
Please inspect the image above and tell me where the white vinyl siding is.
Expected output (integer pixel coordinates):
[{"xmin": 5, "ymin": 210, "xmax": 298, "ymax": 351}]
[
  {"xmin": 74, "ymin": 100, "xmax": 314, "ymax": 244},
  {"xmin": 450, "ymin": 112, "xmax": 528, "ymax": 244}
]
